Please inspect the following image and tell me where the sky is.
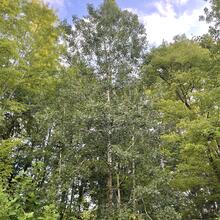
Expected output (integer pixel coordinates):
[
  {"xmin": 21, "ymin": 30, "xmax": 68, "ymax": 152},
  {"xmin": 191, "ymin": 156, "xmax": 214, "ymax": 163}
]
[{"xmin": 43, "ymin": 0, "xmax": 210, "ymax": 46}]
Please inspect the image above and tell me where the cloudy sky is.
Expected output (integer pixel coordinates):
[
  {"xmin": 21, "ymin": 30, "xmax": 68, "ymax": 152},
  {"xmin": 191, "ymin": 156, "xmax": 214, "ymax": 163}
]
[{"xmin": 43, "ymin": 0, "xmax": 210, "ymax": 46}]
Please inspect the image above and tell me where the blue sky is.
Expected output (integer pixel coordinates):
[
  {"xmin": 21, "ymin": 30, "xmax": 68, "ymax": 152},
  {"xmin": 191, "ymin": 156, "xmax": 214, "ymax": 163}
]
[{"xmin": 44, "ymin": 0, "xmax": 209, "ymax": 45}]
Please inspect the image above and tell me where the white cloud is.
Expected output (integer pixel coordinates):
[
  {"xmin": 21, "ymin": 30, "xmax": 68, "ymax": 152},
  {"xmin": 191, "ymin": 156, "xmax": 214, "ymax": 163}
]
[
  {"xmin": 178, "ymin": 0, "xmax": 189, "ymax": 5},
  {"xmin": 128, "ymin": 0, "xmax": 209, "ymax": 46},
  {"xmin": 154, "ymin": 1, "xmax": 176, "ymax": 17}
]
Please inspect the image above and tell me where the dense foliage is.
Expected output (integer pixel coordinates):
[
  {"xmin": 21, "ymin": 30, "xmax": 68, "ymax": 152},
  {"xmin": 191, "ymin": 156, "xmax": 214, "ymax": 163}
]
[{"xmin": 0, "ymin": 0, "xmax": 220, "ymax": 219}]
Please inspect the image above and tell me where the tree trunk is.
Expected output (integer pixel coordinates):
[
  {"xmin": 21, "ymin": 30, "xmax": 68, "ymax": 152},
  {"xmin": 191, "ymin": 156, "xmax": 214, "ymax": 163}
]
[
  {"xmin": 116, "ymin": 162, "xmax": 121, "ymax": 210},
  {"xmin": 132, "ymin": 158, "xmax": 136, "ymax": 212},
  {"xmin": 107, "ymin": 89, "xmax": 113, "ymax": 208},
  {"xmin": 69, "ymin": 181, "xmax": 75, "ymax": 215}
]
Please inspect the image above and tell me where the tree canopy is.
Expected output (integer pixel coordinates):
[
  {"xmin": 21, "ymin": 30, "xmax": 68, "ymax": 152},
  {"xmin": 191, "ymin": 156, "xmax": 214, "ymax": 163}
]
[{"xmin": 0, "ymin": 0, "xmax": 220, "ymax": 219}]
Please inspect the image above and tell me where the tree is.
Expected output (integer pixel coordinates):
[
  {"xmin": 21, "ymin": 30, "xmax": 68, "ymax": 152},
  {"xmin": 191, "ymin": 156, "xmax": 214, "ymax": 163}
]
[
  {"xmin": 62, "ymin": 0, "xmax": 147, "ymax": 218},
  {"xmin": 200, "ymin": 0, "xmax": 220, "ymax": 40},
  {"xmin": 3, "ymin": 0, "xmax": 220, "ymax": 219},
  {"xmin": 143, "ymin": 37, "xmax": 220, "ymax": 219},
  {"xmin": 0, "ymin": 0, "xmax": 62, "ymax": 218}
]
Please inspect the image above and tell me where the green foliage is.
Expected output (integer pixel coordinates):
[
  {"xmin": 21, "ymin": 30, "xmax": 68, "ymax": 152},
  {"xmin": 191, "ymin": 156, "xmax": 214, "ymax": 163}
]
[
  {"xmin": 37, "ymin": 205, "xmax": 59, "ymax": 220},
  {"xmin": 69, "ymin": 0, "xmax": 147, "ymax": 86},
  {"xmin": 1, "ymin": 0, "xmax": 220, "ymax": 219},
  {"xmin": 0, "ymin": 183, "xmax": 34, "ymax": 219},
  {"xmin": 144, "ymin": 36, "xmax": 220, "ymax": 218},
  {"xmin": 0, "ymin": 139, "xmax": 21, "ymax": 182}
]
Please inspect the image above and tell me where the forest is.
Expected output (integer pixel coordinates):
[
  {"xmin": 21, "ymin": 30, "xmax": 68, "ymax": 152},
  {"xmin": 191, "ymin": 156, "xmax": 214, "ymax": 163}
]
[{"xmin": 0, "ymin": 0, "xmax": 220, "ymax": 219}]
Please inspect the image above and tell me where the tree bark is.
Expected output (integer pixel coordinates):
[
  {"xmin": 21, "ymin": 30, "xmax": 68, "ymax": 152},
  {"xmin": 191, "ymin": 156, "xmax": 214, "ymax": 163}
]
[
  {"xmin": 107, "ymin": 89, "xmax": 113, "ymax": 208},
  {"xmin": 132, "ymin": 158, "xmax": 136, "ymax": 212},
  {"xmin": 116, "ymin": 162, "xmax": 121, "ymax": 210}
]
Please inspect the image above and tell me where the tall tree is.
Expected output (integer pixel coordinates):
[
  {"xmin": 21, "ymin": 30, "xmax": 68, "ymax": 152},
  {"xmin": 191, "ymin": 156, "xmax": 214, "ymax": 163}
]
[
  {"xmin": 61, "ymin": 0, "xmax": 149, "ymax": 218},
  {"xmin": 143, "ymin": 37, "xmax": 220, "ymax": 219},
  {"xmin": 0, "ymin": 0, "xmax": 62, "ymax": 218}
]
